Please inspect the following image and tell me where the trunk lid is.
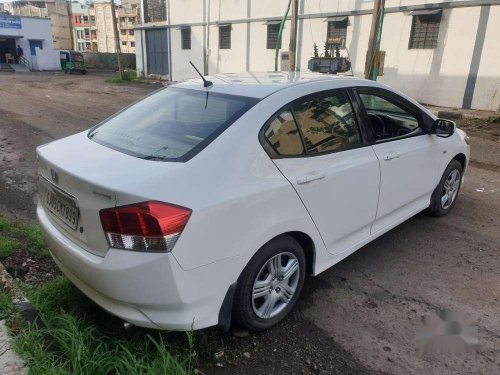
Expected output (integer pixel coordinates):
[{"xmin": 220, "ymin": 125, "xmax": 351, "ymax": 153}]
[{"xmin": 37, "ymin": 131, "xmax": 182, "ymax": 257}]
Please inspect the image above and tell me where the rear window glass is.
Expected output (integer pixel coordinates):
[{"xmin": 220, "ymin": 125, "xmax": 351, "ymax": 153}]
[{"xmin": 88, "ymin": 88, "xmax": 257, "ymax": 161}]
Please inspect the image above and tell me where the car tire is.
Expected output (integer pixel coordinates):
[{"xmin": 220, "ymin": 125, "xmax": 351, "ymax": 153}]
[
  {"xmin": 428, "ymin": 159, "xmax": 463, "ymax": 217},
  {"xmin": 232, "ymin": 235, "xmax": 306, "ymax": 331}
]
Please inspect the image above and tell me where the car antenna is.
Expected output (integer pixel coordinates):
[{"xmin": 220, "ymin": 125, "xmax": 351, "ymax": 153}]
[{"xmin": 189, "ymin": 61, "xmax": 213, "ymax": 88}]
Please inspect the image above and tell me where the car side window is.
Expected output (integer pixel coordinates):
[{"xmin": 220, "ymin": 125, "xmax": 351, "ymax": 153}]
[
  {"xmin": 293, "ymin": 92, "xmax": 362, "ymax": 155},
  {"xmin": 264, "ymin": 109, "xmax": 304, "ymax": 156},
  {"xmin": 359, "ymin": 93, "xmax": 422, "ymax": 141}
]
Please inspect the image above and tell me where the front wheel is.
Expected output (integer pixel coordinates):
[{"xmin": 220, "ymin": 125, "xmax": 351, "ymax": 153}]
[
  {"xmin": 428, "ymin": 159, "xmax": 463, "ymax": 217},
  {"xmin": 233, "ymin": 235, "xmax": 306, "ymax": 331}
]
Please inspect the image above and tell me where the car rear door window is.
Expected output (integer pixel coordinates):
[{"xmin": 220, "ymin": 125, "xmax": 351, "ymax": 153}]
[
  {"xmin": 293, "ymin": 92, "xmax": 361, "ymax": 155},
  {"xmin": 264, "ymin": 109, "xmax": 304, "ymax": 156},
  {"xmin": 88, "ymin": 88, "xmax": 258, "ymax": 162}
]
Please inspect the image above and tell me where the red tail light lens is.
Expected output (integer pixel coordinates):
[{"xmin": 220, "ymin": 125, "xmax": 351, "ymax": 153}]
[{"xmin": 100, "ymin": 201, "xmax": 191, "ymax": 252}]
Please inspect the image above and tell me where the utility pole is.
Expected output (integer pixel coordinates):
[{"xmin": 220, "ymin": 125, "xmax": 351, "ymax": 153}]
[
  {"xmin": 110, "ymin": 0, "xmax": 124, "ymax": 79},
  {"xmin": 289, "ymin": 0, "xmax": 299, "ymax": 72},
  {"xmin": 67, "ymin": 1, "xmax": 74, "ymax": 50},
  {"xmin": 364, "ymin": 0, "xmax": 385, "ymax": 80}
]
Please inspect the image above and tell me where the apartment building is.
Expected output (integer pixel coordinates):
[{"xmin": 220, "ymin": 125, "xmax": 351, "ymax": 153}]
[
  {"xmin": 3, "ymin": 0, "xmax": 72, "ymax": 50},
  {"xmin": 135, "ymin": 0, "xmax": 500, "ymax": 111},
  {"xmin": 71, "ymin": 1, "xmax": 94, "ymax": 51},
  {"xmin": 93, "ymin": 0, "xmax": 140, "ymax": 53}
]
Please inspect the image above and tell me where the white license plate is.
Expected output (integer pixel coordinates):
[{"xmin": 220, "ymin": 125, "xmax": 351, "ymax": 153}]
[{"xmin": 40, "ymin": 178, "xmax": 79, "ymax": 230}]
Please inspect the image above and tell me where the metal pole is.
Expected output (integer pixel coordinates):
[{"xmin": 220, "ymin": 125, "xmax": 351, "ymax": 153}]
[
  {"xmin": 275, "ymin": 0, "xmax": 291, "ymax": 71},
  {"xmin": 140, "ymin": 0, "xmax": 145, "ymax": 24},
  {"xmin": 289, "ymin": 0, "xmax": 299, "ymax": 72}
]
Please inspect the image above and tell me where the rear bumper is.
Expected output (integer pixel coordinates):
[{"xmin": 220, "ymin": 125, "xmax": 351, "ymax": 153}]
[{"xmin": 37, "ymin": 203, "xmax": 247, "ymax": 330}]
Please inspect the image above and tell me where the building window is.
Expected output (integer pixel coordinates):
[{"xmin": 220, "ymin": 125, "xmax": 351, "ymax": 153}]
[
  {"xmin": 120, "ymin": 30, "xmax": 126, "ymax": 35},
  {"xmin": 129, "ymin": 30, "xmax": 134, "ymax": 36},
  {"xmin": 181, "ymin": 26, "xmax": 191, "ymax": 50},
  {"xmin": 128, "ymin": 17, "xmax": 135, "ymax": 22},
  {"xmin": 131, "ymin": 41, "xmax": 135, "ymax": 47},
  {"xmin": 326, "ymin": 18, "xmax": 348, "ymax": 48},
  {"xmin": 122, "ymin": 41, "xmax": 127, "ymax": 46},
  {"xmin": 409, "ymin": 11, "xmax": 442, "ymax": 49},
  {"xmin": 267, "ymin": 23, "xmax": 281, "ymax": 50},
  {"xmin": 219, "ymin": 25, "xmax": 231, "ymax": 49}
]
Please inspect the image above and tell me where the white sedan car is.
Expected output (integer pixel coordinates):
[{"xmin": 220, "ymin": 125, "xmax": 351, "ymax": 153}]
[{"xmin": 37, "ymin": 72, "xmax": 469, "ymax": 331}]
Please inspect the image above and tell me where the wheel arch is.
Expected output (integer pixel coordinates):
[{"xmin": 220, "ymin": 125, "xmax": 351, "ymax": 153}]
[
  {"xmin": 453, "ymin": 153, "xmax": 467, "ymax": 172},
  {"xmin": 284, "ymin": 231, "xmax": 316, "ymax": 275},
  {"xmin": 243, "ymin": 231, "xmax": 317, "ymax": 277}
]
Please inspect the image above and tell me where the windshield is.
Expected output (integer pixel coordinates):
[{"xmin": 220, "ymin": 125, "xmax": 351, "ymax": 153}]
[{"xmin": 88, "ymin": 88, "xmax": 258, "ymax": 161}]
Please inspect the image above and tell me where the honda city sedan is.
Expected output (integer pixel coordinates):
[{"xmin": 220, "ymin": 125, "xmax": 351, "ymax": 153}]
[{"xmin": 36, "ymin": 72, "xmax": 469, "ymax": 331}]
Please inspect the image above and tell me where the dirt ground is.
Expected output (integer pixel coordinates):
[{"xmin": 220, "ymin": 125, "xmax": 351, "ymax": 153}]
[{"xmin": 1, "ymin": 72, "xmax": 499, "ymax": 375}]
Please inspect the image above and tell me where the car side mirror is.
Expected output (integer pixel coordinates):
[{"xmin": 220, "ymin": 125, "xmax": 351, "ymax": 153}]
[{"xmin": 431, "ymin": 119, "xmax": 456, "ymax": 138}]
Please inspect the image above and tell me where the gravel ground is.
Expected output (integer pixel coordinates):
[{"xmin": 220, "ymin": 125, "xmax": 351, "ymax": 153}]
[{"xmin": 0, "ymin": 72, "xmax": 499, "ymax": 375}]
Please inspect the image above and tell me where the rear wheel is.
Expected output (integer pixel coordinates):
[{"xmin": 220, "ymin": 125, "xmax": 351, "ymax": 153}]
[
  {"xmin": 428, "ymin": 159, "xmax": 463, "ymax": 217},
  {"xmin": 233, "ymin": 235, "xmax": 306, "ymax": 331}
]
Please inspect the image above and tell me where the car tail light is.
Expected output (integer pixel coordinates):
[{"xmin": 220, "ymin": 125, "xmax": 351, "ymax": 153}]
[{"xmin": 99, "ymin": 201, "xmax": 191, "ymax": 252}]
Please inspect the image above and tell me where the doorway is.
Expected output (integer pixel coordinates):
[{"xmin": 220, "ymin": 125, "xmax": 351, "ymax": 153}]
[
  {"xmin": 0, "ymin": 38, "xmax": 16, "ymax": 63},
  {"xmin": 146, "ymin": 29, "xmax": 169, "ymax": 76}
]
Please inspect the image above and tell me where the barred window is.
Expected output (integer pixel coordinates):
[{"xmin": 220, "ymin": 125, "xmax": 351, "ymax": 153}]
[
  {"xmin": 267, "ymin": 24, "xmax": 281, "ymax": 50},
  {"xmin": 327, "ymin": 18, "xmax": 348, "ymax": 48},
  {"xmin": 219, "ymin": 25, "xmax": 231, "ymax": 49},
  {"xmin": 181, "ymin": 27, "xmax": 191, "ymax": 50},
  {"xmin": 409, "ymin": 13, "xmax": 441, "ymax": 49}
]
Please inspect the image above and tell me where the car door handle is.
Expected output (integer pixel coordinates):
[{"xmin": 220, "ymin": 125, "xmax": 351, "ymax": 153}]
[
  {"xmin": 296, "ymin": 173, "xmax": 326, "ymax": 185},
  {"xmin": 383, "ymin": 151, "xmax": 401, "ymax": 161}
]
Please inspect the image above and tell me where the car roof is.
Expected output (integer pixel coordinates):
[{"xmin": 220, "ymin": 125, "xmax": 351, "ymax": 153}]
[{"xmin": 173, "ymin": 71, "xmax": 366, "ymax": 99}]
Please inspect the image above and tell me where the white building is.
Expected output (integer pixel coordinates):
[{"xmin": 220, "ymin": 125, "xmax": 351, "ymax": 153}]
[
  {"xmin": 0, "ymin": 15, "xmax": 60, "ymax": 71},
  {"xmin": 135, "ymin": 0, "xmax": 500, "ymax": 111}
]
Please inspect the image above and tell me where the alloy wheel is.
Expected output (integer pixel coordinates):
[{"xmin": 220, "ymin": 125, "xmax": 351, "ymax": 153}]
[
  {"xmin": 251, "ymin": 252, "xmax": 300, "ymax": 319},
  {"xmin": 441, "ymin": 169, "xmax": 461, "ymax": 209}
]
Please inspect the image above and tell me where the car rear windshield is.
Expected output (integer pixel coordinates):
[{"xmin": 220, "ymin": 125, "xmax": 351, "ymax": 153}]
[{"xmin": 88, "ymin": 88, "xmax": 258, "ymax": 161}]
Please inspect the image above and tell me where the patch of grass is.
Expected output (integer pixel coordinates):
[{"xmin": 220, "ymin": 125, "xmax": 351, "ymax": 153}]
[
  {"xmin": 0, "ymin": 237, "xmax": 18, "ymax": 259},
  {"xmin": 106, "ymin": 70, "xmax": 149, "ymax": 85},
  {"xmin": 13, "ymin": 277, "xmax": 198, "ymax": 374},
  {"xmin": 0, "ymin": 215, "xmax": 49, "ymax": 259},
  {"xmin": 0, "ymin": 288, "xmax": 15, "ymax": 319}
]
